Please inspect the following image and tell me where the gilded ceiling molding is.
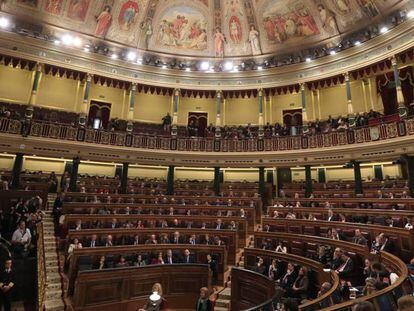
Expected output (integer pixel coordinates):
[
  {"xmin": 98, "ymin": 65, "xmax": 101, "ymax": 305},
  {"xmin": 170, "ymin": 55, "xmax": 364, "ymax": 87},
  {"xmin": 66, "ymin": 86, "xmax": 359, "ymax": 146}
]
[{"xmin": 0, "ymin": 19, "xmax": 413, "ymax": 90}]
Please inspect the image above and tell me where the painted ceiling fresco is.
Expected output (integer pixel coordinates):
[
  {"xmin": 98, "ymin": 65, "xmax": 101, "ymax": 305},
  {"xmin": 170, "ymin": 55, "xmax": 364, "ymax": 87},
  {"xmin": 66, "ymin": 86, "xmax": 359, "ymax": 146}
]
[{"xmin": 0, "ymin": 0, "xmax": 407, "ymax": 57}]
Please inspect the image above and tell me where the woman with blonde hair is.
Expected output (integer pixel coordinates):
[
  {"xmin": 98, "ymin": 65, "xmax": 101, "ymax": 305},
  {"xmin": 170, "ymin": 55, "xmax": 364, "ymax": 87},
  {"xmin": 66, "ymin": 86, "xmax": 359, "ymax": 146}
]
[{"xmin": 139, "ymin": 283, "xmax": 167, "ymax": 311}]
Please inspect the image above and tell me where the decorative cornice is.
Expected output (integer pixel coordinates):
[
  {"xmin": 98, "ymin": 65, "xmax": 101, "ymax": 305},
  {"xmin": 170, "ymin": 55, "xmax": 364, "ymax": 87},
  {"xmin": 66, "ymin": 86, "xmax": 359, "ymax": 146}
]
[
  {"xmin": 0, "ymin": 19, "xmax": 413, "ymax": 90},
  {"xmin": 1, "ymin": 132, "xmax": 413, "ymax": 168}
]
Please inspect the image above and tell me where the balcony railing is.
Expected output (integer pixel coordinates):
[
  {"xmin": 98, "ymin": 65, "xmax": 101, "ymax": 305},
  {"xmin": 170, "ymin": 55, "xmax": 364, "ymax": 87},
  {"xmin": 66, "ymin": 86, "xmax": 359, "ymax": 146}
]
[{"xmin": 0, "ymin": 117, "xmax": 413, "ymax": 152}]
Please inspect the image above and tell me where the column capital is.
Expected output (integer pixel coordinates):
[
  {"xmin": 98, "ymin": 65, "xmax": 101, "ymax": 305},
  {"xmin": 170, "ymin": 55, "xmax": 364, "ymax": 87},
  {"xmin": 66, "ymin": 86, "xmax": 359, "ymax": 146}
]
[
  {"xmin": 344, "ymin": 72, "xmax": 350, "ymax": 81},
  {"xmin": 131, "ymin": 82, "xmax": 137, "ymax": 91},
  {"xmin": 300, "ymin": 83, "xmax": 306, "ymax": 91},
  {"xmin": 35, "ymin": 62, "xmax": 43, "ymax": 72},
  {"xmin": 216, "ymin": 90, "xmax": 222, "ymax": 98},
  {"xmin": 390, "ymin": 55, "xmax": 398, "ymax": 66},
  {"xmin": 174, "ymin": 88, "xmax": 181, "ymax": 97},
  {"xmin": 86, "ymin": 73, "xmax": 93, "ymax": 82},
  {"xmin": 258, "ymin": 88, "xmax": 264, "ymax": 96}
]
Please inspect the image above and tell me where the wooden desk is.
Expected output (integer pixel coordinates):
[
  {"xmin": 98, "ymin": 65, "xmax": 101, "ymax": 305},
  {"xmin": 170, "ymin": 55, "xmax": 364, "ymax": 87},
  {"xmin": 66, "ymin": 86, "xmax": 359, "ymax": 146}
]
[
  {"xmin": 73, "ymin": 264, "xmax": 210, "ymax": 311},
  {"xmin": 243, "ymin": 248, "xmax": 340, "ymax": 311},
  {"xmin": 63, "ymin": 214, "xmax": 248, "ymax": 248},
  {"xmin": 62, "ymin": 203, "xmax": 256, "ymax": 231},
  {"xmin": 267, "ymin": 206, "xmax": 414, "ymax": 221},
  {"xmin": 262, "ymin": 218, "xmax": 414, "ymax": 262},
  {"xmin": 231, "ymin": 267, "xmax": 275, "ymax": 311},
  {"xmin": 68, "ymin": 244, "xmax": 226, "ymax": 295},
  {"xmin": 67, "ymin": 228, "xmax": 238, "ymax": 265},
  {"xmin": 270, "ymin": 197, "xmax": 414, "ymax": 210}
]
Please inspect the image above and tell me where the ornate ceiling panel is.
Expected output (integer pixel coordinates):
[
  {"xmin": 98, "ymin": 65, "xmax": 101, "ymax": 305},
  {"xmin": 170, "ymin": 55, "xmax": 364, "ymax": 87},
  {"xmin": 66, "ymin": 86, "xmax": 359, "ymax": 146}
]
[{"xmin": 0, "ymin": 0, "xmax": 409, "ymax": 58}]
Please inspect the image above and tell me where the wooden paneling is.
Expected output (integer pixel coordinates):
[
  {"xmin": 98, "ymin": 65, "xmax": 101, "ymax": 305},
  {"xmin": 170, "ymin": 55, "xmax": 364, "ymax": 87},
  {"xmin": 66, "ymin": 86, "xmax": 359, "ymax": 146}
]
[
  {"xmin": 262, "ymin": 218, "xmax": 414, "ymax": 262},
  {"xmin": 231, "ymin": 267, "xmax": 275, "ymax": 311},
  {"xmin": 73, "ymin": 264, "xmax": 210, "ymax": 311}
]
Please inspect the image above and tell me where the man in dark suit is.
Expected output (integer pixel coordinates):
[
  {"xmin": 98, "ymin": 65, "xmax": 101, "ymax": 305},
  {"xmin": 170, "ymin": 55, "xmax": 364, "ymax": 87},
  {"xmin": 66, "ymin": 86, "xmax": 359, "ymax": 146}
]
[
  {"xmin": 252, "ymin": 257, "xmax": 266, "ymax": 275},
  {"xmin": 352, "ymin": 229, "xmax": 368, "ymax": 246},
  {"xmin": 171, "ymin": 231, "xmax": 183, "ymax": 244},
  {"xmin": 336, "ymin": 252, "xmax": 354, "ymax": 279},
  {"xmin": 165, "ymin": 249, "xmax": 176, "ymax": 264},
  {"xmin": 181, "ymin": 249, "xmax": 195, "ymax": 264},
  {"xmin": 87, "ymin": 234, "xmax": 99, "ymax": 248},
  {"xmin": 0, "ymin": 259, "xmax": 14, "ymax": 311},
  {"xmin": 279, "ymin": 262, "xmax": 297, "ymax": 290},
  {"xmin": 206, "ymin": 254, "xmax": 218, "ymax": 284}
]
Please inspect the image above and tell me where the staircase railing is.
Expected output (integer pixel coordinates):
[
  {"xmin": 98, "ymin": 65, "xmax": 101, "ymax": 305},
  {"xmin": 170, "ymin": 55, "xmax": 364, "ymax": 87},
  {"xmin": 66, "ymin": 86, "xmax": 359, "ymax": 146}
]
[{"xmin": 36, "ymin": 222, "xmax": 46, "ymax": 311}]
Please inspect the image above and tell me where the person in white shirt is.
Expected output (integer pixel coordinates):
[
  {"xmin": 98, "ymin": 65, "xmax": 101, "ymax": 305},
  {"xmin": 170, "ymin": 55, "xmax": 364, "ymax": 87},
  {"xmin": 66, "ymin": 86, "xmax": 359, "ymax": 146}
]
[
  {"xmin": 11, "ymin": 221, "xmax": 32, "ymax": 254},
  {"xmin": 275, "ymin": 241, "xmax": 287, "ymax": 253},
  {"xmin": 405, "ymin": 219, "xmax": 413, "ymax": 230}
]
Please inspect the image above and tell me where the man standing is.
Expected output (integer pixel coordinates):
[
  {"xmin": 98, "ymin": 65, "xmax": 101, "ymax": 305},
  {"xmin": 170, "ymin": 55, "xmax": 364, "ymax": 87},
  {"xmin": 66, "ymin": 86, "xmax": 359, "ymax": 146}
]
[
  {"xmin": 0, "ymin": 259, "xmax": 14, "ymax": 311},
  {"xmin": 11, "ymin": 221, "xmax": 31, "ymax": 256}
]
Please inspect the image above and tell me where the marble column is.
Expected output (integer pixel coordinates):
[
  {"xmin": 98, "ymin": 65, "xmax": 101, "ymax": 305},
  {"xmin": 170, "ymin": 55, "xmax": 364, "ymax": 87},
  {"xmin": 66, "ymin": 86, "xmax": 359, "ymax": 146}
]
[
  {"xmin": 127, "ymin": 83, "xmax": 137, "ymax": 132},
  {"xmin": 171, "ymin": 89, "xmax": 180, "ymax": 136}
]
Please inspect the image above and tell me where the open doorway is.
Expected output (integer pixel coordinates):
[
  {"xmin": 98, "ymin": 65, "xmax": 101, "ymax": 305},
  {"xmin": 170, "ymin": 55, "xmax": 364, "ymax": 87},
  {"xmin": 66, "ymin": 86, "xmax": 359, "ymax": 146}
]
[
  {"xmin": 88, "ymin": 101, "xmax": 111, "ymax": 130},
  {"xmin": 283, "ymin": 108, "xmax": 303, "ymax": 135},
  {"xmin": 188, "ymin": 112, "xmax": 208, "ymax": 137}
]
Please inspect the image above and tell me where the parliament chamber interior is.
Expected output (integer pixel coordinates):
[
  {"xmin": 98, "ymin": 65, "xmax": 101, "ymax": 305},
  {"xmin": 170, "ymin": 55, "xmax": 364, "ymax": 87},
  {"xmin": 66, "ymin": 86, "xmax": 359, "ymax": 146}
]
[{"xmin": 1, "ymin": 0, "xmax": 414, "ymax": 310}]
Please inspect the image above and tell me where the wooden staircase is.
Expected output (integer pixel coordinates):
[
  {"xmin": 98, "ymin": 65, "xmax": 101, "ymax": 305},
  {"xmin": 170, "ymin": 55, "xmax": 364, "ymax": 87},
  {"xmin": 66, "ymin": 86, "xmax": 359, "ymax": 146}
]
[
  {"xmin": 215, "ymin": 287, "xmax": 231, "ymax": 311},
  {"xmin": 42, "ymin": 194, "xmax": 65, "ymax": 310}
]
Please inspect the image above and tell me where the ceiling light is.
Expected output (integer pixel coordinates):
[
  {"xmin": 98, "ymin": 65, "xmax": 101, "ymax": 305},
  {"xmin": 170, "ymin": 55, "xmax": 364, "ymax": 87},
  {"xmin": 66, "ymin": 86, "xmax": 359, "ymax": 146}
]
[
  {"xmin": 200, "ymin": 61, "xmax": 210, "ymax": 71},
  {"xmin": 232, "ymin": 67, "xmax": 239, "ymax": 72},
  {"xmin": 330, "ymin": 50, "xmax": 336, "ymax": 55},
  {"xmin": 257, "ymin": 66, "xmax": 263, "ymax": 71},
  {"xmin": 354, "ymin": 41, "xmax": 361, "ymax": 46},
  {"xmin": 111, "ymin": 53, "xmax": 118, "ymax": 59},
  {"xmin": 408, "ymin": 10, "xmax": 414, "ymax": 19},
  {"xmin": 127, "ymin": 51, "xmax": 137, "ymax": 61},
  {"xmin": 0, "ymin": 17, "xmax": 10, "ymax": 28},
  {"xmin": 83, "ymin": 47, "xmax": 89, "ymax": 52},
  {"xmin": 305, "ymin": 57, "xmax": 311, "ymax": 63},
  {"xmin": 380, "ymin": 26, "xmax": 388, "ymax": 33},
  {"xmin": 73, "ymin": 37, "xmax": 82, "ymax": 47},
  {"xmin": 208, "ymin": 67, "xmax": 215, "ymax": 73},
  {"xmin": 185, "ymin": 67, "xmax": 191, "ymax": 72},
  {"xmin": 137, "ymin": 58, "xmax": 142, "ymax": 64},
  {"xmin": 224, "ymin": 61, "xmax": 233, "ymax": 71},
  {"xmin": 61, "ymin": 34, "xmax": 73, "ymax": 45},
  {"xmin": 161, "ymin": 65, "xmax": 167, "ymax": 69},
  {"xmin": 54, "ymin": 39, "xmax": 61, "ymax": 45}
]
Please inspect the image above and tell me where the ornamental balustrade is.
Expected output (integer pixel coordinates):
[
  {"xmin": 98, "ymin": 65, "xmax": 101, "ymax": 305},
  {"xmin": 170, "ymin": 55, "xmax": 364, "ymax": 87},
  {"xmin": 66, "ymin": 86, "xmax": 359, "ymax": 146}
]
[{"xmin": 0, "ymin": 117, "xmax": 412, "ymax": 152}]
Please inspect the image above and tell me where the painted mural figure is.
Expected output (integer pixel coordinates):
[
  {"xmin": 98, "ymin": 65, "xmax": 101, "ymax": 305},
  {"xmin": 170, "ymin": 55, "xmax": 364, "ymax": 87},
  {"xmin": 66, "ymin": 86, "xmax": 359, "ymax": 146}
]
[
  {"xmin": 226, "ymin": 0, "xmax": 244, "ymax": 43},
  {"xmin": 262, "ymin": 3, "xmax": 319, "ymax": 43},
  {"xmin": 318, "ymin": 4, "xmax": 338, "ymax": 35},
  {"xmin": 67, "ymin": 0, "xmax": 90, "ymax": 21},
  {"xmin": 119, "ymin": 1, "xmax": 139, "ymax": 31},
  {"xmin": 16, "ymin": 0, "xmax": 38, "ymax": 8},
  {"xmin": 140, "ymin": 18, "xmax": 153, "ymax": 50},
  {"xmin": 156, "ymin": 8, "xmax": 207, "ymax": 50},
  {"xmin": 214, "ymin": 27, "xmax": 226, "ymax": 57},
  {"xmin": 357, "ymin": 0, "xmax": 379, "ymax": 18},
  {"xmin": 248, "ymin": 25, "xmax": 261, "ymax": 55},
  {"xmin": 45, "ymin": 0, "xmax": 63, "ymax": 14},
  {"xmin": 95, "ymin": 5, "xmax": 112, "ymax": 38},
  {"xmin": 334, "ymin": 0, "xmax": 351, "ymax": 13}
]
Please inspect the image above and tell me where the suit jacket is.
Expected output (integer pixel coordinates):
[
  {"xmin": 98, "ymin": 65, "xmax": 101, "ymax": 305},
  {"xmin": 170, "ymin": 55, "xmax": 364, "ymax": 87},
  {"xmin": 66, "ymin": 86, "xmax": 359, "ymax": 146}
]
[
  {"xmin": 352, "ymin": 235, "xmax": 367, "ymax": 246},
  {"xmin": 337, "ymin": 258, "xmax": 354, "ymax": 278},
  {"xmin": 253, "ymin": 264, "xmax": 266, "ymax": 275},
  {"xmin": 280, "ymin": 271, "xmax": 297, "ymax": 289},
  {"xmin": 196, "ymin": 298, "xmax": 212, "ymax": 311},
  {"xmin": 171, "ymin": 236, "xmax": 183, "ymax": 244},
  {"xmin": 0, "ymin": 269, "xmax": 14, "ymax": 287},
  {"xmin": 165, "ymin": 255, "xmax": 176, "ymax": 264},
  {"xmin": 207, "ymin": 259, "xmax": 218, "ymax": 279},
  {"xmin": 86, "ymin": 239, "xmax": 100, "ymax": 248},
  {"xmin": 181, "ymin": 255, "xmax": 195, "ymax": 264}
]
